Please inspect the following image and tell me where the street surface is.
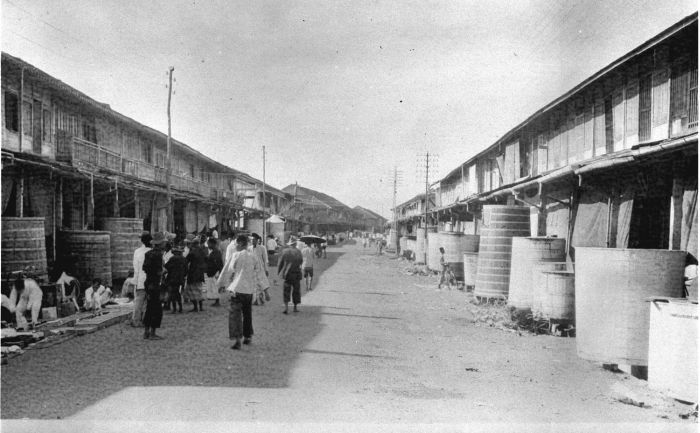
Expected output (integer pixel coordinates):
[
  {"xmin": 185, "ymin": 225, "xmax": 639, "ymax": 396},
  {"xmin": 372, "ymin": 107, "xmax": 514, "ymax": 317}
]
[{"xmin": 1, "ymin": 241, "xmax": 696, "ymax": 432}]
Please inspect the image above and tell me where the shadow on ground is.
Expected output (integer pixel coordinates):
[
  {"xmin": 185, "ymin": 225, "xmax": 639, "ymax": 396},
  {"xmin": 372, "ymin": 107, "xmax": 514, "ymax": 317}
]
[{"xmin": 1, "ymin": 252, "xmax": 346, "ymax": 419}]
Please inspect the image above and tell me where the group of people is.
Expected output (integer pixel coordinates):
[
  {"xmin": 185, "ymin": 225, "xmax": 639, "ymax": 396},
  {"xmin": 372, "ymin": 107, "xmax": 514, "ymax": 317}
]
[{"xmin": 127, "ymin": 228, "xmax": 320, "ymax": 350}]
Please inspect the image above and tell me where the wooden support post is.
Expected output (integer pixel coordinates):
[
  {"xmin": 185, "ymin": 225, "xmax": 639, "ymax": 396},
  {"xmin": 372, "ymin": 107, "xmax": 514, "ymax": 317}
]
[
  {"xmin": 88, "ymin": 174, "xmax": 95, "ymax": 229},
  {"xmin": 151, "ymin": 193, "xmax": 157, "ymax": 233},
  {"xmin": 113, "ymin": 179, "xmax": 119, "ymax": 217},
  {"xmin": 134, "ymin": 189, "xmax": 140, "ymax": 219},
  {"xmin": 18, "ymin": 167, "xmax": 24, "ymax": 217},
  {"xmin": 52, "ymin": 172, "xmax": 57, "ymax": 262}
]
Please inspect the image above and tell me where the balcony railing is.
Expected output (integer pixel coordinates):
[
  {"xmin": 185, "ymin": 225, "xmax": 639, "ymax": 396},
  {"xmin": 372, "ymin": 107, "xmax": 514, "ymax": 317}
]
[
  {"xmin": 56, "ymin": 136, "xmax": 120, "ymax": 173},
  {"xmin": 122, "ymin": 159, "xmax": 156, "ymax": 182},
  {"xmin": 55, "ymin": 135, "xmax": 239, "ymax": 202}
]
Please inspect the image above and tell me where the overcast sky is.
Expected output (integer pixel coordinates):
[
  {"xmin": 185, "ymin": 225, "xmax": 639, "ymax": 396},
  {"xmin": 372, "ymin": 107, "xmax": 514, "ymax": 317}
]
[{"xmin": 2, "ymin": 0, "xmax": 696, "ymax": 217}]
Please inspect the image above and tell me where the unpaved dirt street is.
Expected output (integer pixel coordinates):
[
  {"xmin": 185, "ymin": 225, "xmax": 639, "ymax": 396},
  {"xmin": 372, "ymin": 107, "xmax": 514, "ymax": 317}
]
[{"xmin": 2, "ymin": 241, "xmax": 696, "ymax": 432}]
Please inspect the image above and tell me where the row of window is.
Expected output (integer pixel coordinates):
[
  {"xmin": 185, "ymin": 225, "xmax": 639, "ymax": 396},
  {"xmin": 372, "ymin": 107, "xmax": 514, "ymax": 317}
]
[{"xmin": 3, "ymin": 90, "xmax": 238, "ymax": 190}]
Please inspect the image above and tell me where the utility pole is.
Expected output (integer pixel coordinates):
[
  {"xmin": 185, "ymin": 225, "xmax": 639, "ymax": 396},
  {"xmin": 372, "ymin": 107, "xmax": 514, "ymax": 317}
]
[
  {"xmin": 166, "ymin": 66, "xmax": 175, "ymax": 233},
  {"xmin": 391, "ymin": 166, "xmax": 403, "ymax": 255},
  {"xmin": 424, "ymin": 152, "xmax": 430, "ymax": 264},
  {"xmin": 262, "ymin": 145, "xmax": 266, "ymax": 243}
]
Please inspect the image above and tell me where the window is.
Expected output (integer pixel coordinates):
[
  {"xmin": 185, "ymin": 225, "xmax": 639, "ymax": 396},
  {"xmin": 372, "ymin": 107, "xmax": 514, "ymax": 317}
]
[
  {"xmin": 22, "ymin": 101, "xmax": 32, "ymax": 136},
  {"xmin": 638, "ymin": 74, "xmax": 652, "ymax": 141},
  {"xmin": 141, "ymin": 141, "xmax": 152, "ymax": 164},
  {"xmin": 189, "ymin": 164, "xmax": 195, "ymax": 178},
  {"xmin": 155, "ymin": 151, "xmax": 166, "ymax": 168},
  {"xmin": 82, "ymin": 120, "xmax": 97, "ymax": 143},
  {"xmin": 43, "ymin": 109, "xmax": 52, "ymax": 141},
  {"xmin": 604, "ymin": 96, "xmax": 614, "ymax": 153},
  {"xmin": 4, "ymin": 91, "xmax": 18, "ymax": 132}
]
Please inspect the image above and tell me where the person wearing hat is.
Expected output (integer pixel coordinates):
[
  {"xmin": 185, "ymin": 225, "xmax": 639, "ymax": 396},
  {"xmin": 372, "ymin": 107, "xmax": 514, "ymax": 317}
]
[
  {"xmin": 164, "ymin": 244, "xmax": 187, "ymax": 313},
  {"xmin": 277, "ymin": 236, "xmax": 304, "ymax": 314},
  {"xmin": 142, "ymin": 232, "xmax": 166, "ymax": 339},
  {"xmin": 184, "ymin": 235, "xmax": 207, "ymax": 312},
  {"xmin": 183, "ymin": 233, "xmax": 196, "ymax": 258}
]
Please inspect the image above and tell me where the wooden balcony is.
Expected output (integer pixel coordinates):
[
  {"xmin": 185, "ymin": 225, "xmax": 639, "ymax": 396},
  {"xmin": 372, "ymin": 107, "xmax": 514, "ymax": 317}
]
[
  {"xmin": 56, "ymin": 136, "xmax": 121, "ymax": 173},
  {"xmin": 122, "ymin": 159, "xmax": 156, "ymax": 182},
  {"xmin": 56, "ymin": 135, "xmax": 225, "ymax": 201}
]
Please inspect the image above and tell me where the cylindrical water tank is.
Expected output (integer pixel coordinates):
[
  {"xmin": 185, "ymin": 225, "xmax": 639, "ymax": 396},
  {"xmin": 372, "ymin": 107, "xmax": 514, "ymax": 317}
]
[
  {"xmin": 58, "ymin": 230, "xmax": 112, "ymax": 291},
  {"xmin": 96, "ymin": 218, "xmax": 143, "ymax": 280},
  {"xmin": 533, "ymin": 270, "xmax": 575, "ymax": 321},
  {"xmin": 474, "ymin": 205, "xmax": 530, "ymax": 299},
  {"xmin": 463, "ymin": 252, "xmax": 478, "ymax": 286},
  {"xmin": 415, "ymin": 228, "xmax": 427, "ymax": 264},
  {"xmin": 1, "ymin": 217, "xmax": 48, "ymax": 282},
  {"xmin": 648, "ymin": 299, "xmax": 697, "ymax": 403},
  {"xmin": 437, "ymin": 232, "xmax": 479, "ymax": 281},
  {"xmin": 508, "ymin": 237, "xmax": 567, "ymax": 310},
  {"xmin": 427, "ymin": 231, "xmax": 441, "ymax": 271},
  {"xmin": 576, "ymin": 247, "xmax": 686, "ymax": 365}
]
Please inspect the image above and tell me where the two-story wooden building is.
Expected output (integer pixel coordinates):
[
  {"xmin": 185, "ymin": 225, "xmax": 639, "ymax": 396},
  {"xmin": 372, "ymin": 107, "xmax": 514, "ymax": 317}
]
[
  {"xmin": 1, "ymin": 52, "xmax": 286, "ymax": 282},
  {"xmin": 281, "ymin": 184, "xmax": 353, "ymax": 234},
  {"xmin": 423, "ymin": 13, "xmax": 697, "ymax": 259}
]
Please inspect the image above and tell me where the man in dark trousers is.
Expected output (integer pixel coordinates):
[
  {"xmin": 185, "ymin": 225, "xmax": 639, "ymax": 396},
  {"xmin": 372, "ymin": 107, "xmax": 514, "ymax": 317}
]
[
  {"xmin": 142, "ymin": 232, "xmax": 166, "ymax": 340},
  {"xmin": 277, "ymin": 236, "xmax": 304, "ymax": 314}
]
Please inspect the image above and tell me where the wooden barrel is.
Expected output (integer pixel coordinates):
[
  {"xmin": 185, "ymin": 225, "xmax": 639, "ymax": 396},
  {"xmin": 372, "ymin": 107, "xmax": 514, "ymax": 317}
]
[
  {"xmin": 415, "ymin": 228, "xmax": 427, "ymax": 264},
  {"xmin": 532, "ymin": 262, "xmax": 569, "ymax": 315},
  {"xmin": 58, "ymin": 230, "xmax": 112, "ymax": 290},
  {"xmin": 648, "ymin": 299, "xmax": 697, "ymax": 403},
  {"xmin": 439, "ymin": 232, "xmax": 479, "ymax": 281},
  {"xmin": 97, "ymin": 218, "xmax": 143, "ymax": 280},
  {"xmin": 534, "ymin": 271, "xmax": 575, "ymax": 320},
  {"xmin": 508, "ymin": 237, "xmax": 567, "ymax": 310},
  {"xmin": 1, "ymin": 217, "xmax": 48, "ymax": 282},
  {"xmin": 576, "ymin": 248, "xmax": 686, "ymax": 366},
  {"xmin": 463, "ymin": 252, "xmax": 478, "ymax": 286},
  {"xmin": 474, "ymin": 205, "xmax": 530, "ymax": 299},
  {"xmin": 427, "ymin": 231, "xmax": 441, "ymax": 271}
]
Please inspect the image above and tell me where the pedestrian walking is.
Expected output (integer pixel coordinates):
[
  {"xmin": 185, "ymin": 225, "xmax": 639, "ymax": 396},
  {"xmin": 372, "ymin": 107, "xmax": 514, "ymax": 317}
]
[
  {"xmin": 301, "ymin": 241, "xmax": 315, "ymax": 292},
  {"xmin": 278, "ymin": 236, "xmax": 303, "ymax": 314},
  {"xmin": 131, "ymin": 232, "xmax": 151, "ymax": 327},
  {"xmin": 217, "ymin": 234, "xmax": 259, "ymax": 350},
  {"xmin": 205, "ymin": 238, "xmax": 224, "ymax": 306},
  {"xmin": 142, "ymin": 232, "xmax": 166, "ymax": 340},
  {"xmin": 184, "ymin": 235, "xmax": 207, "ymax": 312},
  {"xmin": 164, "ymin": 245, "xmax": 187, "ymax": 313},
  {"xmin": 320, "ymin": 235, "xmax": 327, "ymax": 259},
  {"xmin": 249, "ymin": 233, "xmax": 271, "ymax": 305}
]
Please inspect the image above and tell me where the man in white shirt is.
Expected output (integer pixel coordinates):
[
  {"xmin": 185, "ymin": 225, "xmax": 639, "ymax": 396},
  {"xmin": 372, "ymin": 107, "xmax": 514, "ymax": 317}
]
[
  {"xmin": 217, "ymin": 234, "xmax": 259, "ymax": 350},
  {"xmin": 131, "ymin": 232, "xmax": 152, "ymax": 327},
  {"xmin": 301, "ymin": 241, "xmax": 315, "ymax": 292},
  {"xmin": 9, "ymin": 275, "xmax": 43, "ymax": 330}
]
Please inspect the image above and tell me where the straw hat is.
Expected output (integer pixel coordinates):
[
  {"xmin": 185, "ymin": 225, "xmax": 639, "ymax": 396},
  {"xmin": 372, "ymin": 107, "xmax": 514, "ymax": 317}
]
[
  {"xmin": 184, "ymin": 233, "xmax": 196, "ymax": 243},
  {"xmin": 151, "ymin": 232, "xmax": 167, "ymax": 245}
]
